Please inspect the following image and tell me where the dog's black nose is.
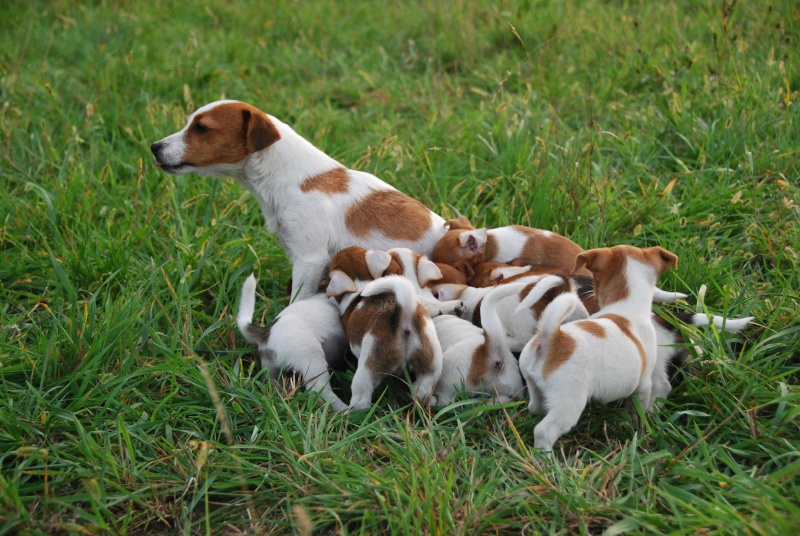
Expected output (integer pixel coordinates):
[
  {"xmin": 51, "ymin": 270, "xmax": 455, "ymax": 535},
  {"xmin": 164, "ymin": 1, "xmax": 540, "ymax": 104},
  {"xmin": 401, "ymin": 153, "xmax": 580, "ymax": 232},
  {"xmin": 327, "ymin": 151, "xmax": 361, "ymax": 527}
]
[{"xmin": 151, "ymin": 141, "xmax": 163, "ymax": 156}]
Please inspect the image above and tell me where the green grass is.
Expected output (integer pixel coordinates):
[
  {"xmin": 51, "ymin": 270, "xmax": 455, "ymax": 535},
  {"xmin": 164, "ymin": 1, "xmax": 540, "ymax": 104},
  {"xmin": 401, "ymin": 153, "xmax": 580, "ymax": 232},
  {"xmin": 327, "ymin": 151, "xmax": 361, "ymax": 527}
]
[{"xmin": 1, "ymin": 0, "xmax": 798, "ymax": 533}]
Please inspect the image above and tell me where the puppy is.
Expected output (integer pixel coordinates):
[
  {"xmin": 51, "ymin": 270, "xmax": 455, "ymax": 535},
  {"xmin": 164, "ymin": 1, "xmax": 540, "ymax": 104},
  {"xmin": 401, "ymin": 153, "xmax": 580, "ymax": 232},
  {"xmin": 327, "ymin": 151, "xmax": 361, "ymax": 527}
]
[
  {"xmin": 326, "ymin": 246, "xmax": 465, "ymax": 317},
  {"xmin": 518, "ymin": 245, "xmax": 678, "ymax": 452},
  {"xmin": 431, "ymin": 217, "xmax": 590, "ymax": 277},
  {"xmin": 152, "ymin": 100, "xmax": 446, "ymax": 300},
  {"xmin": 433, "ymin": 283, "xmax": 525, "ymax": 406},
  {"xmin": 334, "ymin": 275, "xmax": 443, "ymax": 410},
  {"xmin": 237, "ymin": 275, "xmax": 349, "ymax": 412}
]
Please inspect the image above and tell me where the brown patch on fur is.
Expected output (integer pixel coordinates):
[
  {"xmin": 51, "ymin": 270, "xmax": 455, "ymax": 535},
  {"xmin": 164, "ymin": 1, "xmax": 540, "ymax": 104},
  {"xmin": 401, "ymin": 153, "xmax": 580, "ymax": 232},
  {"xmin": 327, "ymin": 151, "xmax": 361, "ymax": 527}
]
[
  {"xmin": 472, "ymin": 298, "xmax": 484, "ymax": 328},
  {"xmin": 445, "ymin": 215, "xmax": 475, "ymax": 230},
  {"xmin": 345, "ymin": 190, "xmax": 433, "ymax": 241},
  {"xmin": 183, "ymin": 102, "xmax": 280, "ymax": 167},
  {"xmin": 577, "ymin": 248, "xmax": 629, "ymax": 308},
  {"xmin": 468, "ymin": 262, "xmax": 511, "ymax": 287},
  {"xmin": 435, "ymin": 262, "xmax": 468, "ymax": 285},
  {"xmin": 484, "ymin": 234, "xmax": 499, "ymax": 263},
  {"xmin": 542, "ymin": 331, "xmax": 577, "ymax": 379},
  {"xmin": 408, "ymin": 305, "xmax": 435, "ymax": 375},
  {"xmin": 300, "ymin": 168, "xmax": 350, "ymax": 194},
  {"xmin": 466, "ymin": 342, "xmax": 490, "ymax": 386},
  {"xmin": 599, "ymin": 313, "xmax": 647, "ymax": 379},
  {"xmin": 330, "ymin": 246, "xmax": 403, "ymax": 285},
  {"xmin": 508, "ymin": 226, "xmax": 589, "ymax": 277},
  {"xmin": 525, "ymin": 278, "xmax": 570, "ymax": 320},
  {"xmin": 432, "ymin": 230, "xmax": 469, "ymax": 265},
  {"xmin": 574, "ymin": 321, "xmax": 607, "ymax": 338}
]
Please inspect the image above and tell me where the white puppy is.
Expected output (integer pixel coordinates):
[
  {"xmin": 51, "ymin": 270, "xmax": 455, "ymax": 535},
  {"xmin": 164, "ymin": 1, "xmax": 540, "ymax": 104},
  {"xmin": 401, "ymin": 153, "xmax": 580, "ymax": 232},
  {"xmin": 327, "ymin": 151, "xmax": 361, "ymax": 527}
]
[
  {"xmin": 237, "ymin": 275, "xmax": 348, "ymax": 412},
  {"xmin": 519, "ymin": 245, "xmax": 678, "ymax": 452}
]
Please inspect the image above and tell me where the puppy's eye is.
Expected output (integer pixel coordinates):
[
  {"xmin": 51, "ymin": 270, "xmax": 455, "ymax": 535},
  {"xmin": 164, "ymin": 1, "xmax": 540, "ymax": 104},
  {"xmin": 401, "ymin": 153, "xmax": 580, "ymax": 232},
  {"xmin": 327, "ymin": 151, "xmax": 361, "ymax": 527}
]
[{"xmin": 192, "ymin": 123, "xmax": 210, "ymax": 134}]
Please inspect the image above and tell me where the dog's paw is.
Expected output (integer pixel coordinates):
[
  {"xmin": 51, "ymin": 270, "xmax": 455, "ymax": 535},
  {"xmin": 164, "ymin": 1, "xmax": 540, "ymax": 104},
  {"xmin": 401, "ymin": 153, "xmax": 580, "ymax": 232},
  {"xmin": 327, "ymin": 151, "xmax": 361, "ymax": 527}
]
[{"xmin": 451, "ymin": 301, "xmax": 466, "ymax": 317}]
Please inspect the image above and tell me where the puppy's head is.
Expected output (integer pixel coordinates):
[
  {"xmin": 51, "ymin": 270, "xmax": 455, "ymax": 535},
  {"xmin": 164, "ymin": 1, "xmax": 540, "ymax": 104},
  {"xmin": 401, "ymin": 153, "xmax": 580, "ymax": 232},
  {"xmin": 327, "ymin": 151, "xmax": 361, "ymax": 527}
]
[
  {"xmin": 387, "ymin": 247, "xmax": 443, "ymax": 288},
  {"xmin": 444, "ymin": 215, "xmax": 476, "ymax": 231},
  {"xmin": 468, "ymin": 261, "xmax": 532, "ymax": 287},
  {"xmin": 434, "ymin": 262, "xmax": 469, "ymax": 285},
  {"xmin": 431, "ymin": 228, "xmax": 488, "ymax": 265},
  {"xmin": 326, "ymin": 246, "xmax": 403, "ymax": 298},
  {"xmin": 151, "ymin": 100, "xmax": 281, "ymax": 177},
  {"xmin": 575, "ymin": 245, "xmax": 678, "ymax": 307}
]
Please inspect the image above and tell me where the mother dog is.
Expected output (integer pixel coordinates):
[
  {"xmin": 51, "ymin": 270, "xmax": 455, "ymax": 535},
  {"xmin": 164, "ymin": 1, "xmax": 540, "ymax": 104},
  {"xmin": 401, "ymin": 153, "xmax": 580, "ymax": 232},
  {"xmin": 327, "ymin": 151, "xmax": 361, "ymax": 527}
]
[{"xmin": 151, "ymin": 100, "xmax": 446, "ymax": 300}]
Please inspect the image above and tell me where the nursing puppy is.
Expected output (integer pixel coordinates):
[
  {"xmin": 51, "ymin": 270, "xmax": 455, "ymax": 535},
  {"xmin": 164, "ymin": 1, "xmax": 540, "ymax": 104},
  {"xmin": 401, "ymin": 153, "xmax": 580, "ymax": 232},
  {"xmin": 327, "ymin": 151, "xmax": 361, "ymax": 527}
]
[
  {"xmin": 433, "ymin": 283, "xmax": 526, "ymax": 406},
  {"xmin": 431, "ymin": 216, "xmax": 590, "ymax": 277},
  {"xmin": 237, "ymin": 275, "xmax": 349, "ymax": 412},
  {"xmin": 334, "ymin": 275, "xmax": 443, "ymax": 411},
  {"xmin": 152, "ymin": 100, "xmax": 446, "ymax": 300},
  {"xmin": 518, "ymin": 245, "xmax": 678, "ymax": 452}
]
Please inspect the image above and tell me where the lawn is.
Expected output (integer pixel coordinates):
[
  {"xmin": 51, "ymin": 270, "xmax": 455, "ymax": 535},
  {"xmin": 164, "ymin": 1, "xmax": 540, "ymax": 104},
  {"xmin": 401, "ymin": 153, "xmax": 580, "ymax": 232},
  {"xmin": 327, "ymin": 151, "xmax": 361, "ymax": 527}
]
[{"xmin": 1, "ymin": 0, "xmax": 798, "ymax": 534}]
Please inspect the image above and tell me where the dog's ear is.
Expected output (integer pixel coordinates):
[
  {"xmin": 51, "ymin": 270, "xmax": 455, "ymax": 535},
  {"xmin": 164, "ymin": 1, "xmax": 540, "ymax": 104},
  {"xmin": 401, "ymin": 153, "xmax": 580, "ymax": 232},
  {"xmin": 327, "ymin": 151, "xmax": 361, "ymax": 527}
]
[
  {"xmin": 575, "ymin": 248, "xmax": 611, "ymax": 274},
  {"xmin": 365, "ymin": 250, "xmax": 392, "ymax": 279},
  {"xmin": 646, "ymin": 246, "xmax": 678, "ymax": 273},
  {"xmin": 325, "ymin": 270, "xmax": 357, "ymax": 297},
  {"xmin": 445, "ymin": 215, "xmax": 475, "ymax": 231},
  {"xmin": 432, "ymin": 283, "xmax": 466, "ymax": 301},
  {"xmin": 243, "ymin": 109, "xmax": 281, "ymax": 153},
  {"xmin": 451, "ymin": 260, "xmax": 475, "ymax": 280},
  {"xmin": 459, "ymin": 229, "xmax": 488, "ymax": 257},
  {"xmin": 417, "ymin": 258, "xmax": 443, "ymax": 287}
]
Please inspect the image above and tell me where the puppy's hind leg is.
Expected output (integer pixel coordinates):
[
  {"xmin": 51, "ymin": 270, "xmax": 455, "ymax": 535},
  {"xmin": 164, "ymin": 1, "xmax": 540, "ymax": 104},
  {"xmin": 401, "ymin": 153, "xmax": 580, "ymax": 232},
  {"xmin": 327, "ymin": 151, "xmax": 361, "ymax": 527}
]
[
  {"xmin": 533, "ymin": 391, "xmax": 587, "ymax": 453},
  {"xmin": 300, "ymin": 360, "xmax": 348, "ymax": 413}
]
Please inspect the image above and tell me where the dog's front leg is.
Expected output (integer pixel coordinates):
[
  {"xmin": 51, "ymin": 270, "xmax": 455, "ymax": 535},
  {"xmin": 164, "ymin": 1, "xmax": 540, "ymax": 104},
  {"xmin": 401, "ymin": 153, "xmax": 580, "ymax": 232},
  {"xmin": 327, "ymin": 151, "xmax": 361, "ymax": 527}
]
[
  {"xmin": 290, "ymin": 256, "xmax": 329, "ymax": 301},
  {"xmin": 418, "ymin": 295, "xmax": 466, "ymax": 317}
]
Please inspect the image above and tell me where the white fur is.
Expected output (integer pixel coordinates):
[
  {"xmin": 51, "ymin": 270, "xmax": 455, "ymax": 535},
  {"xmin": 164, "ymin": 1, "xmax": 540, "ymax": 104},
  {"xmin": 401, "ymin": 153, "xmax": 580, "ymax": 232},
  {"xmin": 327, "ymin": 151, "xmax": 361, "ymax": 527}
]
[
  {"xmin": 237, "ymin": 274, "xmax": 348, "ymax": 412},
  {"xmin": 387, "ymin": 247, "xmax": 466, "ymax": 317},
  {"xmin": 433, "ymin": 283, "xmax": 524, "ymax": 405},
  {"xmin": 519, "ymin": 256, "xmax": 661, "ymax": 452},
  {"xmin": 153, "ymin": 101, "xmax": 446, "ymax": 300}
]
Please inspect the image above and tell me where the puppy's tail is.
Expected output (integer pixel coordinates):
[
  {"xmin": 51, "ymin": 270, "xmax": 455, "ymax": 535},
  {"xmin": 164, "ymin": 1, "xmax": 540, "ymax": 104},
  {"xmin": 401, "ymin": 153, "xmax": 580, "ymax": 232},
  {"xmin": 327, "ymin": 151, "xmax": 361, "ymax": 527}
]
[
  {"xmin": 237, "ymin": 274, "xmax": 269, "ymax": 345},
  {"xmin": 360, "ymin": 275, "xmax": 418, "ymax": 334},
  {"xmin": 514, "ymin": 275, "xmax": 570, "ymax": 316},
  {"xmin": 481, "ymin": 282, "xmax": 528, "ymax": 360},
  {"xmin": 536, "ymin": 292, "xmax": 584, "ymax": 339},
  {"xmin": 653, "ymin": 287, "xmax": 688, "ymax": 303},
  {"xmin": 684, "ymin": 312, "xmax": 754, "ymax": 333}
]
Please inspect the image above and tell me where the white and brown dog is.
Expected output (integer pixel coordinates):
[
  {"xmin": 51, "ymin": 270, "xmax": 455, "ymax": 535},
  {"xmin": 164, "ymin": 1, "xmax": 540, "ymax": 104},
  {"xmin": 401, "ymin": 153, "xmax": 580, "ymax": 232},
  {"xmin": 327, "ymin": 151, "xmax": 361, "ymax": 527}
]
[
  {"xmin": 432, "ymin": 282, "xmax": 525, "ymax": 406},
  {"xmin": 152, "ymin": 100, "xmax": 447, "ymax": 300},
  {"xmin": 332, "ymin": 275, "xmax": 443, "ymax": 411},
  {"xmin": 237, "ymin": 275, "xmax": 349, "ymax": 412},
  {"xmin": 518, "ymin": 245, "xmax": 678, "ymax": 452}
]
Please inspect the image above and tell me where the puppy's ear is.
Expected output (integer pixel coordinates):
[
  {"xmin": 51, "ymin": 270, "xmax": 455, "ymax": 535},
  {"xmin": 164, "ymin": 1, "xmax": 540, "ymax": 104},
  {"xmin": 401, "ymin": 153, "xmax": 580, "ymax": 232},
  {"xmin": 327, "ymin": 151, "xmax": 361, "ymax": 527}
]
[
  {"xmin": 243, "ymin": 110, "xmax": 281, "ymax": 153},
  {"xmin": 451, "ymin": 260, "xmax": 475, "ymax": 280},
  {"xmin": 432, "ymin": 284, "xmax": 466, "ymax": 301},
  {"xmin": 325, "ymin": 270, "xmax": 357, "ymax": 297},
  {"xmin": 417, "ymin": 258, "xmax": 443, "ymax": 287},
  {"xmin": 459, "ymin": 229, "xmax": 488, "ymax": 256},
  {"xmin": 445, "ymin": 215, "xmax": 475, "ymax": 230},
  {"xmin": 365, "ymin": 250, "xmax": 392, "ymax": 279},
  {"xmin": 575, "ymin": 248, "xmax": 611, "ymax": 274},
  {"xmin": 646, "ymin": 246, "xmax": 678, "ymax": 273}
]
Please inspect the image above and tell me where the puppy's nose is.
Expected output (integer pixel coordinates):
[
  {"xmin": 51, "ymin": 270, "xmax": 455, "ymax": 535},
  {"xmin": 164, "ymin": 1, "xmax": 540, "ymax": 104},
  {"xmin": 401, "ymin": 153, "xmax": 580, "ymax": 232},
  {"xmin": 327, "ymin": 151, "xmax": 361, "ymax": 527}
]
[{"xmin": 150, "ymin": 141, "xmax": 163, "ymax": 156}]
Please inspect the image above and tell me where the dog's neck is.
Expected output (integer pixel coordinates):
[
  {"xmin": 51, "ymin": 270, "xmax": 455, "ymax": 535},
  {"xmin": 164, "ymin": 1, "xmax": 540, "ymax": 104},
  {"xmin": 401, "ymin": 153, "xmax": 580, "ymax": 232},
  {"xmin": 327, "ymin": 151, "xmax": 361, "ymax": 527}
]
[
  {"xmin": 236, "ymin": 116, "xmax": 342, "ymax": 232},
  {"xmin": 595, "ymin": 258, "xmax": 656, "ymax": 321}
]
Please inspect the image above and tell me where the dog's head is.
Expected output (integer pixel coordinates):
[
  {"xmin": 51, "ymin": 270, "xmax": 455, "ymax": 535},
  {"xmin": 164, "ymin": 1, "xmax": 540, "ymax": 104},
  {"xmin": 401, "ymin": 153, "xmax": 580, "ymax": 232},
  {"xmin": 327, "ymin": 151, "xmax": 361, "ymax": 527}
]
[
  {"xmin": 151, "ymin": 100, "xmax": 281, "ymax": 177},
  {"xmin": 575, "ymin": 245, "xmax": 678, "ymax": 307},
  {"xmin": 431, "ymin": 227, "xmax": 488, "ymax": 266},
  {"xmin": 326, "ymin": 246, "xmax": 404, "ymax": 298}
]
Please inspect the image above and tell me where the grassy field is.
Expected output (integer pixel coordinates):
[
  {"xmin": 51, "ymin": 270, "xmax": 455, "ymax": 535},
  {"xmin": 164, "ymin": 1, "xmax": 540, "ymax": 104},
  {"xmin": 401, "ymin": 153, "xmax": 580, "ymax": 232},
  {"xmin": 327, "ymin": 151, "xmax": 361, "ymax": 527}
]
[{"xmin": 1, "ymin": 0, "xmax": 798, "ymax": 533}]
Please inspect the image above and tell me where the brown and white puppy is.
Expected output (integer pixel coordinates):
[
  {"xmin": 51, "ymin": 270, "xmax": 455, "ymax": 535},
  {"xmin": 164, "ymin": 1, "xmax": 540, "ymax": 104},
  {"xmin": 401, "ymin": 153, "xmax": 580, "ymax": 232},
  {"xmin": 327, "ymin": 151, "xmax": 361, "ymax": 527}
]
[
  {"xmin": 333, "ymin": 275, "xmax": 443, "ymax": 410},
  {"xmin": 431, "ymin": 217, "xmax": 590, "ymax": 277},
  {"xmin": 432, "ymin": 283, "xmax": 526, "ymax": 406},
  {"xmin": 518, "ymin": 245, "xmax": 678, "ymax": 452},
  {"xmin": 152, "ymin": 100, "xmax": 447, "ymax": 300},
  {"xmin": 237, "ymin": 275, "xmax": 349, "ymax": 411}
]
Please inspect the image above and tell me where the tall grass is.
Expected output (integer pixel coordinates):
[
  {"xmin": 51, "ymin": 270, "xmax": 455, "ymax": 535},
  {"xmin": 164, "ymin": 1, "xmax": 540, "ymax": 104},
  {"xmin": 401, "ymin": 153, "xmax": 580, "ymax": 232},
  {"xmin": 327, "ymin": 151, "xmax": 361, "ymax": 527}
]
[{"xmin": 1, "ymin": 0, "xmax": 798, "ymax": 533}]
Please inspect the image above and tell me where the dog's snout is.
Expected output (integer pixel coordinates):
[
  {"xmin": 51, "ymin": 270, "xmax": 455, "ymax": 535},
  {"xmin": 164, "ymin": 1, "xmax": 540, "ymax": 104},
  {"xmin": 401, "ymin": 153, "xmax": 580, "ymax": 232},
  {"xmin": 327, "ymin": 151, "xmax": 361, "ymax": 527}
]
[{"xmin": 151, "ymin": 141, "xmax": 164, "ymax": 156}]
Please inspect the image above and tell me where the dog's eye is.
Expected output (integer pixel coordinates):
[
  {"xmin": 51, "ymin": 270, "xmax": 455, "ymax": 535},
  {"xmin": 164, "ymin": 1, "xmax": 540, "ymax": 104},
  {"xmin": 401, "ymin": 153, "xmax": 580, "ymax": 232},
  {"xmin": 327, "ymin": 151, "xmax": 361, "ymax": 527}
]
[{"xmin": 192, "ymin": 123, "xmax": 210, "ymax": 134}]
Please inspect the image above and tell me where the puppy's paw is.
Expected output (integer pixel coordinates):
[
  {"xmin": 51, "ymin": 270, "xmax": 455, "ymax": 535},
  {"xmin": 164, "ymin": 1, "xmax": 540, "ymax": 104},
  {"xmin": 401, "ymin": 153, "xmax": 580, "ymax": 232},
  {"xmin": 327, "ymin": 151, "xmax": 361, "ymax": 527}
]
[{"xmin": 453, "ymin": 301, "xmax": 466, "ymax": 318}]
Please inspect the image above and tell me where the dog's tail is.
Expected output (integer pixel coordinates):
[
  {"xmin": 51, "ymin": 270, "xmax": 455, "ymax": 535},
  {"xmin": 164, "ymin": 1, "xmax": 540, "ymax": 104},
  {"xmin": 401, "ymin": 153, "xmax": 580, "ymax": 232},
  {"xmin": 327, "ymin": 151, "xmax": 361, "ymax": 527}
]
[
  {"xmin": 480, "ymin": 282, "xmax": 527, "ymax": 361},
  {"xmin": 514, "ymin": 275, "xmax": 570, "ymax": 315},
  {"xmin": 536, "ymin": 292, "xmax": 584, "ymax": 339},
  {"xmin": 676, "ymin": 312, "xmax": 754, "ymax": 333},
  {"xmin": 360, "ymin": 275, "xmax": 418, "ymax": 335},
  {"xmin": 653, "ymin": 287, "xmax": 688, "ymax": 303},
  {"xmin": 237, "ymin": 274, "xmax": 270, "ymax": 345}
]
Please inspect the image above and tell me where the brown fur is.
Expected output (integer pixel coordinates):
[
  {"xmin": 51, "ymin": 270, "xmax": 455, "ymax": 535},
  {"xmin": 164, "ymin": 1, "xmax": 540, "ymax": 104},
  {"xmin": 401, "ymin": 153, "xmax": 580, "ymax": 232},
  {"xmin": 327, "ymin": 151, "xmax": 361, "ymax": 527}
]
[
  {"xmin": 573, "ymin": 320, "xmax": 607, "ymax": 338},
  {"xmin": 330, "ymin": 246, "xmax": 403, "ymax": 284},
  {"xmin": 183, "ymin": 102, "xmax": 280, "ymax": 166},
  {"xmin": 445, "ymin": 215, "xmax": 476, "ymax": 230},
  {"xmin": 435, "ymin": 262, "xmax": 468, "ymax": 285},
  {"xmin": 466, "ymin": 342, "xmax": 490, "ymax": 386},
  {"xmin": 468, "ymin": 262, "xmax": 510, "ymax": 287},
  {"xmin": 542, "ymin": 331, "xmax": 577, "ymax": 379},
  {"xmin": 599, "ymin": 313, "xmax": 647, "ymax": 380},
  {"xmin": 300, "ymin": 167, "xmax": 350, "ymax": 194},
  {"xmin": 408, "ymin": 304, "xmax": 436, "ymax": 375},
  {"xmin": 344, "ymin": 190, "xmax": 433, "ymax": 241},
  {"xmin": 511, "ymin": 225, "xmax": 589, "ymax": 276}
]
